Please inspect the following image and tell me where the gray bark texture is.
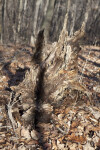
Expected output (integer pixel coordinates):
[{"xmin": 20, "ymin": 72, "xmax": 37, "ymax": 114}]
[{"xmin": 0, "ymin": 0, "xmax": 100, "ymax": 44}]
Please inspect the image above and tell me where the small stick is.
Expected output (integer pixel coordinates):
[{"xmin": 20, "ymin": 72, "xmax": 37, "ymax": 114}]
[{"xmin": 7, "ymin": 91, "xmax": 21, "ymax": 136}]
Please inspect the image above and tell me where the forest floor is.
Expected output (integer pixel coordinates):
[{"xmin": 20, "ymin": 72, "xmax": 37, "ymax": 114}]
[{"xmin": 0, "ymin": 44, "xmax": 100, "ymax": 150}]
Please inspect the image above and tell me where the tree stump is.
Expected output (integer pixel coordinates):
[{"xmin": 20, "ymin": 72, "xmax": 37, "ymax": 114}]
[
  {"xmin": 8, "ymin": 14, "xmax": 90, "ymax": 132},
  {"xmin": 31, "ymin": 14, "xmax": 89, "ymax": 107}
]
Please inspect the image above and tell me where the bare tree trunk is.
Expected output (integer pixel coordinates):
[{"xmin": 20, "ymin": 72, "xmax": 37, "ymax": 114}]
[{"xmin": 0, "ymin": 0, "xmax": 100, "ymax": 44}]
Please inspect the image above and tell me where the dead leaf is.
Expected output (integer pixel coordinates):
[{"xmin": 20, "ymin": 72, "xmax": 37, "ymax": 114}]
[
  {"xmin": 96, "ymin": 138, "xmax": 100, "ymax": 147},
  {"xmin": 58, "ymin": 136, "xmax": 64, "ymax": 142},
  {"xmin": 18, "ymin": 145, "xmax": 26, "ymax": 150},
  {"xmin": 57, "ymin": 139, "xmax": 65, "ymax": 149},
  {"xmin": 64, "ymin": 107, "xmax": 71, "ymax": 114},
  {"xmin": 67, "ymin": 133, "xmax": 86, "ymax": 144},
  {"xmin": 27, "ymin": 140, "xmax": 38, "ymax": 145},
  {"xmin": 0, "ymin": 139, "xmax": 6, "ymax": 144},
  {"xmin": 52, "ymin": 140, "xmax": 57, "ymax": 150},
  {"xmin": 21, "ymin": 127, "xmax": 31, "ymax": 139},
  {"xmin": 31, "ymin": 130, "xmax": 39, "ymax": 140},
  {"xmin": 71, "ymin": 120, "xmax": 80, "ymax": 128}
]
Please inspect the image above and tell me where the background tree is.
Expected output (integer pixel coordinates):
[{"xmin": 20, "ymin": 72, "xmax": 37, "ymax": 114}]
[{"xmin": 0, "ymin": 0, "xmax": 100, "ymax": 44}]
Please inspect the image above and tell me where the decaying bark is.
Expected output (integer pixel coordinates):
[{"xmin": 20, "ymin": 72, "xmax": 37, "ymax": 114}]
[{"xmin": 30, "ymin": 14, "xmax": 89, "ymax": 107}]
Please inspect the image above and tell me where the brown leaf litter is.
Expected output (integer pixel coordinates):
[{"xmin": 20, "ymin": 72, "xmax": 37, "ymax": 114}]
[{"xmin": 0, "ymin": 44, "xmax": 100, "ymax": 149}]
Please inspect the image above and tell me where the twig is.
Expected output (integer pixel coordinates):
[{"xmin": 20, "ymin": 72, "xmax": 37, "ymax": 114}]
[
  {"xmin": 79, "ymin": 47, "xmax": 91, "ymax": 83},
  {"xmin": 7, "ymin": 102, "xmax": 17, "ymax": 130},
  {"xmin": 7, "ymin": 91, "xmax": 21, "ymax": 135},
  {"xmin": 57, "ymin": 127, "xmax": 67, "ymax": 135},
  {"xmin": 0, "ymin": 126, "xmax": 12, "ymax": 129}
]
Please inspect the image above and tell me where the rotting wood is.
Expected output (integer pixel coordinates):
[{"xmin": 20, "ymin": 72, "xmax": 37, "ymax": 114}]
[
  {"xmin": 30, "ymin": 13, "xmax": 90, "ymax": 107},
  {"xmin": 5, "ymin": 13, "xmax": 92, "ymax": 135}
]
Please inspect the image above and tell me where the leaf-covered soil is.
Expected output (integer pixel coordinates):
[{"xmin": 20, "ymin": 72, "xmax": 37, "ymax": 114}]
[{"xmin": 0, "ymin": 44, "xmax": 100, "ymax": 150}]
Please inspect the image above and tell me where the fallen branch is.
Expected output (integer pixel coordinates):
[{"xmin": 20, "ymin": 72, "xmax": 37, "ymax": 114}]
[
  {"xmin": 7, "ymin": 91, "xmax": 21, "ymax": 134},
  {"xmin": 0, "ymin": 126, "xmax": 12, "ymax": 129}
]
